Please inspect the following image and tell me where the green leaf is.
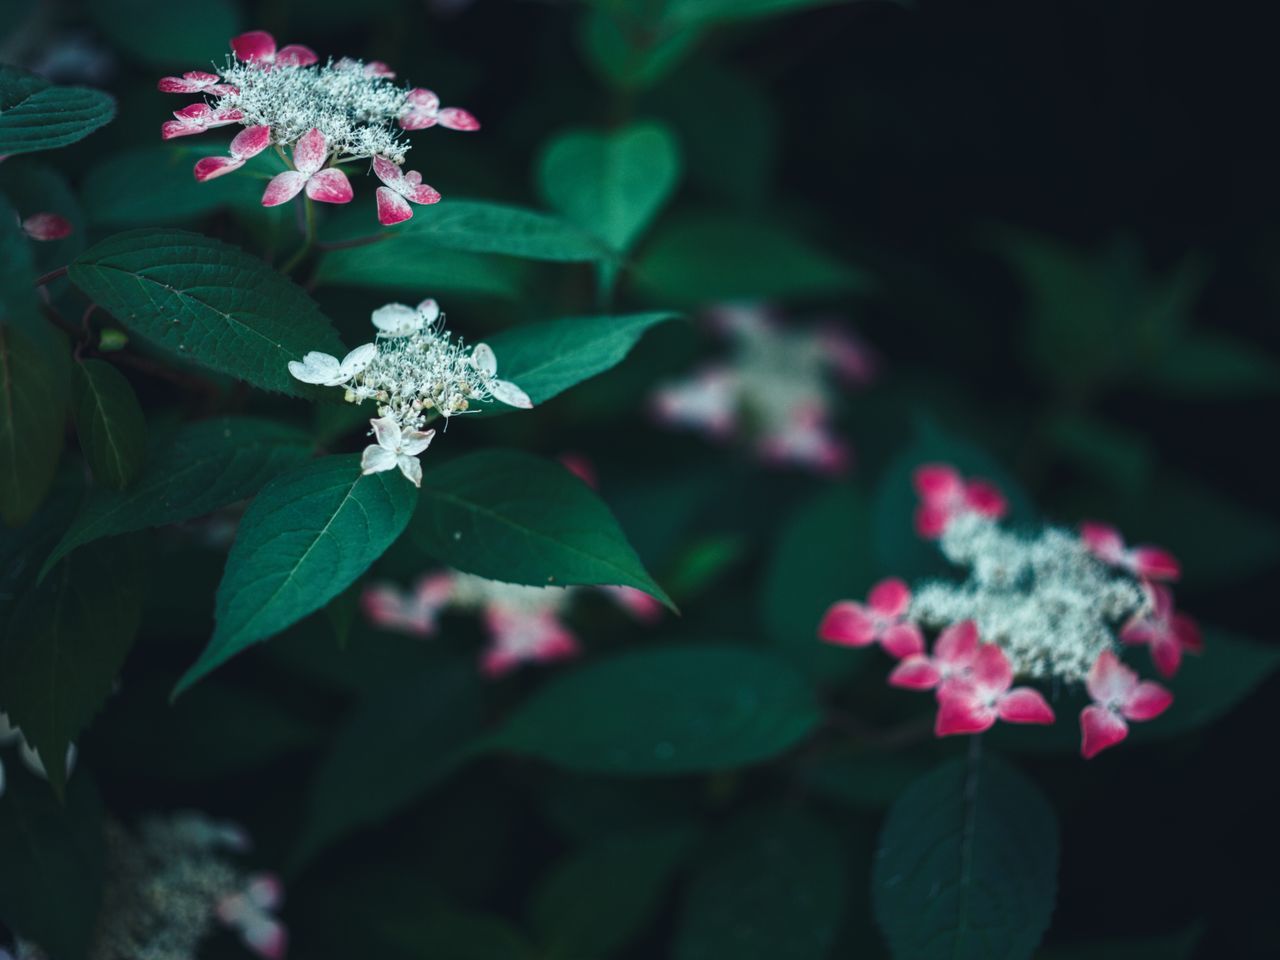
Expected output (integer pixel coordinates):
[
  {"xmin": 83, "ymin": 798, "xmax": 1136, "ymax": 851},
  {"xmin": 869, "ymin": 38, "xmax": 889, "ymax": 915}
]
[
  {"xmin": 538, "ymin": 122, "xmax": 681, "ymax": 254},
  {"xmin": 635, "ymin": 214, "xmax": 867, "ymax": 305},
  {"xmin": 873, "ymin": 755, "xmax": 1059, "ymax": 960},
  {"xmin": 762, "ymin": 484, "xmax": 877, "ymax": 683},
  {"xmin": 71, "ymin": 359, "xmax": 146, "ymax": 490},
  {"xmin": 675, "ymin": 809, "xmax": 847, "ymax": 960},
  {"xmin": 0, "ymin": 771, "xmax": 105, "ymax": 960},
  {"xmin": 577, "ymin": 8, "xmax": 701, "ymax": 91},
  {"xmin": 0, "ymin": 536, "xmax": 145, "ymax": 795},
  {"xmin": 662, "ymin": 0, "xmax": 859, "ymax": 28},
  {"xmin": 0, "ymin": 325, "xmax": 64, "ymax": 526},
  {"xmin": 1145, "ymin": 332, "xmax": 1280, "ymax": 396},
  {"xmin": 531, "ymin": 825, "xmax": 696, "ymax": 960},
  {"xmin": 0, "ymin": 192, "xmax": 52, "ymax": 352},
  {"xmin": 293, "ymin": 662, "xmax": 483, "ymax": 868},
  {"xmin": 400, "ymin": 200, "xmax": 611, "ymax": 262},
  {"xmin": 68, "ymin": 229, "xmax": 345, "ymax": 396},
  {"xmin": 475, "ymin": 312, "xmax": 680, "ymax": 412},
  {"xmin": 176, "ymin": 454, "xmax": 418, "ymax": 695},
  {"xmin": 42, "ymin": 417, "xmax": 313, "ymax": 575},
  {"xmin": 410, "ymin": 449, "xmax": 671, "ymax": 607},
  {"xmin": 489, "ymin": 645, "xmax": 820, "ymax": 775},
  {"xmin": 88, "ymin": 0, "xmax": 239, "ymax": 67},
  {"xmin": 0, "ymin": 65, "xmax": 115, "ymax": 156},
  {"xmin": 314, "ymin": 238, "xmax": 525, "ymax": 299}
]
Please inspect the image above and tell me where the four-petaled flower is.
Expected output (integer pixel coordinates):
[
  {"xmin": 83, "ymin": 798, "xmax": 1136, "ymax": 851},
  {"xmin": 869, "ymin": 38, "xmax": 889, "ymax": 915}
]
[
  {"xmin": 912, "ymin": 463, "xmax": 1007, "ymax": 538},
  {"xmin": 399, "ymin": 88, "xmax": 480, "ymax": 131},
  {"xmin": 262, "ymin": 128, "xmax": 353, "ymax": 206},
  {"xmin": 1080, "ymin": 650, "xmax": 1173, "ymax": 758},
  {"xmin": 1080, "ymin": 521, "xmax": 1180, "ymax": 581},
  {"xmin": 18, "ymin": 212, "xmax": 72, "ymax": 241},
  {"xmin": 819, "ymin": 577, "xmax": 924, "ymax": 658},
  {"xmin": 1120, "ymin": 583, "xmax": 1202, "ymax": 678},
  {"xmin": 194, "ymin": 125, "xmax": 271, "ymax": 182},
  {"xmin": 363, "ymin": 573, "xmax": 455, "ymax": 635},
  {"xmin": 230, "ymin": 30, "xmax": 317, "ymax": 69},
  {"xmin": 216, "ymin": 872, "xmax": 288, "ymax": 959},
  {"xmin": 161, "ymin": 103, "xmax": 244, "ymax": 140},
  {"xmin": 482, "ymin": 606, "xmax": 579, "ymax": 677},
  {"xmin": 373, "ymin": 155, "xmax": 441, "ymax": 225},
  {"xmin": 360, "ymin": 416, "xmax": 435, "ymax": 487},
  {"xmin": 157, "ymin": 70, "xmax": 238, "ymax": 96},
  {"xmin": 287, "ymin": 343, "xmax": 376, "ymax": 386},
  {"xmin": 371, "ymin": 297, "xmax": 440, "ymax": 338},
  {"xmin": 888, "ymin": 619, "xmax": 983, "ymax": 691},
  {"xmin": 933, "ymin": 643, "xmax": 1056, "ymax": 735},
  {"xmin": 469, "ymin": 343, "xmax": 534, "ymax": 410}
]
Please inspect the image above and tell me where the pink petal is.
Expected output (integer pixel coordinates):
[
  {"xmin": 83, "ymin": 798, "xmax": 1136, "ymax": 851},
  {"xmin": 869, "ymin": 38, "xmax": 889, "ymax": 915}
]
[
  {"xmin": 913, "ymin": 502, "xmax": 951, "ymax": 539},
  {"xmin": 482, "ymin": 648, "xmax": 519, "ymax": 677},
  {"xmin": 964, "ymin": 480, "xmax": 1007, "ymax": 519},
  {"xmin": 261, "ymin": 171, "xmax": 307, "ymax": 206},
  {"xmin": 1080, "ymin": 521, "xmax": 1125, "ymax": 563},
  {"xmin": 1123, "ymin": 681, "xmax": 1173, "ymax": 722},
  {"xmin": 935, "ymin": 686, "xmax": 997, "ymax": 736},
  {"xmin": 242, "ymin": 916, "xmax": 287, "ymax": 960},
  {"xmin": 934, "ymin": 620, "xmax": 980, "ymax": 667},
  {"xmin": 292, "ymin": 128, "xmax": 328, "ymax": 175},
  {"xmin": 913, "ymin": 463, "xmax": 962, "ymax": 502},
  {"xmin": 231, "ymin": 124, "xmax": 272, "ymax": 159},
  {"xmin": 1173, "ymin": 612, "xmax": 1203, "ymax": 654},
  {"xmin": 376, "ymin": 186, "xmax": 414, "ymax": 225},
  {"xmin": 416, "ymin": 572, "xmax": 456, "ymax": 607},
  {"xmin": 21, "ymin": 213, "xmax": 72, "ymax": 240},
  {"xmin": 194, "ymin": 156, "xmax": 245, "ymax": 181},
  {"xmin": 157, "ymin": 71, "xmax": 221, "ymax": 93},
  {"xmin": 246, "ymin": 873, "xmax": 284, "ymax": 910},
  {"xmin": 969, "ymin": 643, "xmax": 1013, "ymax": 696},
  {"xmin": 275, "ymin": 44, "xmax": 318, "ymax": 67},
  {"xmin": 867, "ymin": 577, "xmax": 911, "ymax": 618},
  {"xmin": 605, "ymin": 586, "xmax": 664, "ymax": 623},
  {"xmin": 437, "ymin": 107, "xmax": 480, "ymax": 131},
  {"xmin": 1085, "ymin": 650, "xmax": 1137, "ymax": 706},
  {"xmin": 1080, "ymin": 704, "xmax": 1129, "ymax": 758},
  {"xmin": 997, "ymin": 687, "xmax": 1055, "ymax": 725},
  {"xmin": 408, "ymin": 181, "xmax": 441, "ymax": 205},
  {"xmin": 1149, "ymin": 637, "xmax": 1182, "ymax": 679},
  {"xmin": 406, "ymin": 87, "xmax": 440, "ymax": 111},
  {"xmin": 162, "ymin": 119, "xmax": 205, "ymax": 140},
  {"xmin": 305, "ymin": 168, "xmax": 353, "ymax": 204},
  {"xmin": 880, "ymin": 622, "xmax": 925, "ymax": 659},
  {"xmin": 817, "ymin": 601, "xmax": 876, "ymax": 647},
  {"xmin": 364, "ymin": 60, "xmax": 395, "ymax": 78},
  {"xmin": 1131, "ymin": 546, "xmax": 1180, "ymax": 581},
  {"xmin": 887, "ymin": 654, "xmax": 941, "ymax": 690},
  {"xmin": 231, "ymin": 30, "xmax": 276, "ymax": 62},
  {"xmin": 398, "ymin": 112, "xmax": 438, "ymax": 132},
  {"xmin": 372, "ymin": 155, "xmax": 405, "ymax": 190}
]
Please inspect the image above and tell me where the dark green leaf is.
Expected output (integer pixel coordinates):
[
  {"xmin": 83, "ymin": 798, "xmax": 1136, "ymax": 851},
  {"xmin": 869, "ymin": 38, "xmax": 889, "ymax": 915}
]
[
  {"xmin": 42, "ymin": 417, "xmax": 313, "ymax": 575},
  {"xmin": 1146, "ymin": 332, "xmax": 1280, "ymax": 396},
  {"xmin": 71, "ymin": 359, "xmax": 146, "ymax": 489},
  {"xmin": 0, "ymin": 65, "xmax": 115, "ymax": 156},
  {"xmin": 0, "ymin": 771, "xmax": 105, "ymax": 960},
  {"xmin": 0, "ymin": 325, "xmax": 64, "ymax": 526},
  {"xmin": 663, "ymin": 0, "xmax": 858, "ymax": 28},
  {"xmin": 0, "ymin": 192, "xmax": 54, "ymax": 353},
  {"xmin": 176, "ymin": 454, "xmax": 418, "ymax": 695},
  {"xmin": 489, "ymin": 645, "xmax": 820, "ymax": 775},
  {"xmin": 0, "ymin": 536, "xmax": 145, "ymax": 795},
  {"xmin": 314, "ymin": 238, "xmax": 525, "ymax": 299},
  {"xmin": 873, "ymin": 755, "xmax": 1059, "ymax": 960},
  {"xmin": 68, "ymin": 229, "xmax": 344, "ymax": 396},
  {"xmin": 675, "ymin": 809, "xmax": 847, "ymax": 960},
  {"xmin": 400, "ymin": 200, "xmax": 611, "ymax": 262},
  {"xmin": 88, "ymin": 0, "xmax": 239, "ymax": 67},
  {"xmin": 410, "ymin": 449, "xmax": 671, "ymax": 607},
  {"xmin": 578, "ymin": 8, "xmax": 701, "ymax": 91}
]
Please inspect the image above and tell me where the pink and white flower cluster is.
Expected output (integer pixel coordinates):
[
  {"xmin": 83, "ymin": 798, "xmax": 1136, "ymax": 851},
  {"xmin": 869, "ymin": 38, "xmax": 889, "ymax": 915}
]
[
  {"xmin": 819, "ymin": 462, "xmax": 1200, "ymax": 758},
  {"xmin": 651, "ymin": 303, "xmax": 876, "ymax": 475},
  {"xmin": 157, "ymin": 30, "xmax": 478, "ymax": 224},
  {"xmin": 363, "ymin": 570, "xmax": 662, "ymax": 677}
]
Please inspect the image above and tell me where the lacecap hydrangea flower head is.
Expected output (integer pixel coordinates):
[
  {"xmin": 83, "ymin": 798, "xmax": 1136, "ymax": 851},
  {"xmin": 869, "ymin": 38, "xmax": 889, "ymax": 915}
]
[
  {"xmin": 158, "ymin": 30, "xmax": 477, "ymax": 224},
  {"xmin": 288, "ymin": 297, "xmax": 532, "ymax": 487},
  {"xmin": 818, "ymin": 463, "xmax": 1201, "ymax": 758}
]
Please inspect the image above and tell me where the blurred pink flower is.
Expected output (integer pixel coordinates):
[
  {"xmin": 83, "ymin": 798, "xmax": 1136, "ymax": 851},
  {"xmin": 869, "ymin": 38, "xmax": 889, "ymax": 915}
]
[
  {"xmin": 1080, "ymin": 650, "xmax": 1172, "ymax": 758},
  {"xmin": 912, "ymin": 463, "xmax": 1007, "ymax": 538}
]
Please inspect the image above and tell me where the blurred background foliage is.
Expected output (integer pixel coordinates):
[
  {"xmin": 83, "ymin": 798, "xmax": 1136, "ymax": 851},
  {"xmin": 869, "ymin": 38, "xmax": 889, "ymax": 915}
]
[{"xmin": 2, "ymin": 0, "xmax": 1279, "ymax": 958}]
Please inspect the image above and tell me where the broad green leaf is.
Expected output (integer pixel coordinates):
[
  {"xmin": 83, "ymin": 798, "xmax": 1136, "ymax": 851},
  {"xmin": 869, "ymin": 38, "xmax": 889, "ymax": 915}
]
[
  {"xmin": 475, "ymin": 312, "xmax": 680, "ymax": 411},
  {"xmin": 68, "ymin": 229, "xmax": 344, "ymax": 396},
  {"xmin": 401, "ymin": 200, "xmax": 611, "ymax": 262},
  {"xmin": 42, "ymin": 417, "xmax": 313, "ymax": 575},
  {"xmin": 635, "ymin": 214, "xmax": 868, "ymax": 305},
  {"xmin": 88, "ymin": 0, "xmax": 239, "ymax": 67},
  {"xmin": 314, "ymin": 237, "xmax": 525, "ymax": 299},
  {"xmin": 675, "ymin": 809, "xmax": 847, "ymax": 960},
  {"xmin": 489, "ymin": 645, "xmax": 820, "ymax": 775},
  {"xmin": 578, "ymin": 8, "xmax": 701, "ymax": 91},
  {"xmin": 873, "ymin": 755, "xmax": 1058, "ymax": 960},
  {"xmin": 293, "ymin": 662, "xmax": 483, "ymax": 868},
  {"xmin": 0, "ymin": 772, "xmax": 105, "ymax": 960},
  {"xmin": 532, "ymin": 825, "xmax": 696, "ymax": 960},
  {"xmin": 0, "ymin": 536, "xmax": 145, "ymax": 794},
  {"xmin": 762, "ymin": 484, "xmax": 876, "ymax": 683},
  {"xmin": 662, "ymin": 0, "xmax": 859, "ymax": 28},
  {"xmin": 410, "ymin": 449, "xmax": 672, "ymax": 607},
  {"xmin": 0, "ymin": 325, "xmax": 64, "ymax": 526},
  {"xmin": 538, "ymin": 122, "xmax": 681, "ymax": 253},
  {"xmin": 176, "ymin": 454, "xmax": 417, "ymax": 695},
  {"xmin": 71, "ymin": 359, "xmax": 146, "ymax": 490},
  {"xmin": 0, "ymin": 65, "xmax": 115, "ymax": 156}
]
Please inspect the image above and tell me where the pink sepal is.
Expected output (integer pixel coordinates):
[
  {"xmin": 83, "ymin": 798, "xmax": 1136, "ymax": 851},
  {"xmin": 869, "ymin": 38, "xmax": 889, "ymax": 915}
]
[
  {"xmin": 194, "ymin": 156, "xmax": 244, "ymax": 181},
  {"xmin": 817, "ymin": 601, "xmax": 876, "ymax": 647},
  {"xmin": 868, "ymin": 577, "xmax": 911, "ymax": 618},
  {"xmin": 997, "ymin": 687, "xmax": 1055, "ymax": 724},
  {"xmin": 880, "ymin": 622, "xmax": 925, "ymax": 659},
  {"xmin": 888, "ymin": 655, "xmax": 941, "ymax": 690},
  {"xmin": 935, "ymin": 685, "xmax": 997, "ymax": 736},
  {"xmin": 305, "ymin": 168, "xmax": 353, "ymax": 204},
  {"xmin": 1081, "ymin": 704, "xmax": 1129, "ymax": 758},
  {"xmin": 21, "ymin": 213, "xmax": 72, "ymax": 240},
  {"xmin": 376, "ymin": 186, "xmax": 413, "ymax": 225}
]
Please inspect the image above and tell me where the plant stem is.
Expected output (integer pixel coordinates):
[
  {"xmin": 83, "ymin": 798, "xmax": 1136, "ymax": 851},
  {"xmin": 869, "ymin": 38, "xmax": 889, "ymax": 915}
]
[
  {"xmin": 34, "ymin": 265, "xmax": 68, "ymax": 286},
  {"xmin": 280, "ymin": 195, "xmax": 317, "ymax": 275}
]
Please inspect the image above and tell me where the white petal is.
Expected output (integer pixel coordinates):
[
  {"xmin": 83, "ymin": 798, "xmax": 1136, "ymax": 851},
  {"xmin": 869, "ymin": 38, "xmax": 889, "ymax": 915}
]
[
  {"xmin": 400, "ymin": 428, "xmax": 435, "ymax": 457},
  {"xmin": 361, "ymin": 444, "xmax": 398, "ymax": 474},
  {"xmin": 287, "ymin": 352, "xmax": 341, "ymax": 384},
  {"xmin": 417, "ymin": 298, "xmax": 441, "ymax": 324},
  {"xmin": 339, "ymin": 342, "xmax": 378, "ymax": 377},
  {"xmin": 490, "ymin": 378, "xmax": 533, "ymax": 409},
  {"xmin": 371, "ymin": 303, "xmax": 421, "ymax": 337},
  {"xmin": 397, "ymin": 453, "xmax": 423, "ymax": 487},
  {"xmin": 471, "ymin": 342, "xmax": 498, "ymax": 375},
  {"xmin": 369, "ymin": 416, "xmax": 402, "ymax": 451}
]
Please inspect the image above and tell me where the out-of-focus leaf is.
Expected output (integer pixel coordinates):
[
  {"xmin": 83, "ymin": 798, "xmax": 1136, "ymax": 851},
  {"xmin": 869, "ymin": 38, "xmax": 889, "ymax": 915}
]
[
  {"xmin": 71, "ymin": 359, "xmax": 146, "ymax": 490},
  {"xmin": 873, "ymin": 755, "xmax": 1058, "ymax": 960},
  {"xmin": 381, "ymin": 908, "xmax": 535, "ymax": 960},
  {"xmin": 1046, "ymin": 413, "xmax": 1152, "ymax": 495},
  {"xmin": 0, "ymin": 65, "xmax": 115, "ymax": 156},
  {"xmin": 88, "ymin": 0, "xmax": 239, "ymax": 68},
  {"xmin": 578, "ymin": 7, "xmax": 700, "ymax": 91},
  {"xmin": 399, "ymin": 200, "xmax": 611, "ymax": 262},
  {"xmin": 489, "ymin": 645, "xmax": 820, "ymax": 775},
  {"xmin": 0, "ymin": 536, "xmax": 145, "ymax": 795},
  {"xmin": 0, "ymin": 193, "xmax": 59, "ymax": 354},
  {"xmin": 1144, "ymin": 332, "xmax": 1280, "ymax": 396},
  {"xmin": 411, "ymin": 449, "xmax": 672, "ymax": 607},
  {"xmin": 662, "ymin": 0, "xmax": 859, "ymax": 28},
  {"xmin": 313, "ymin": 237, "xmax": 525, "ymax": 299},
  {"xmin": 0, "ymin": 325, "xmax": 64, "ymax": 526},
  {"xmin": 69, "ymin": 229, "xmax": 344, "ymax": 396},
  {"xmin": 176, "ymin": 454, "xmax": 417, "ymax": 695},
  {"xmin": 1036, "ymin": 926, "xmax": 1203, "ymax": 960},
  {"xmin": 674, "ymin": 808, "xmax": 847, "ymax": 960},
  {"xmin": 798, "ymin": 748, "xmax": 941, "ymax": 811}
]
